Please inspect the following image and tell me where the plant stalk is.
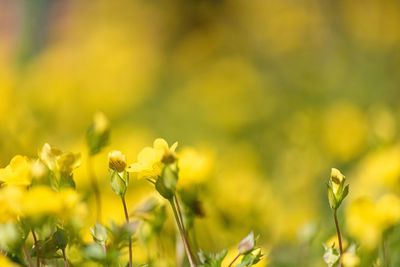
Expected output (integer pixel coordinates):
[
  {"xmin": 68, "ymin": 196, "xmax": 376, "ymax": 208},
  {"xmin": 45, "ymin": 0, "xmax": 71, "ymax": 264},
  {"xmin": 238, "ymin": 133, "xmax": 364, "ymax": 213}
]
[
  {"xmin": 122, "ymin": 196, "xmax": 133, "ymax": 267},
  {"xmin": 88, "ymin": 155, "xmax": 102, "ymax": 222},
  {"xmin": 61, "ymin": 248, "xmax": 69, "ymax": 267},
  {"xmin": 170, "ymin": 196, "xmax": 196, "ymax": 267},
  {"xmin": 228, "ymin": 253, "xmax": 240, "ymax": 267},
  {"xmin": 333, "ymin": 209, "xmax": 343, "ymax": 266},
  {"xmin": 31, "ymin": 229, "xmax": 40, "ymax": 267}
]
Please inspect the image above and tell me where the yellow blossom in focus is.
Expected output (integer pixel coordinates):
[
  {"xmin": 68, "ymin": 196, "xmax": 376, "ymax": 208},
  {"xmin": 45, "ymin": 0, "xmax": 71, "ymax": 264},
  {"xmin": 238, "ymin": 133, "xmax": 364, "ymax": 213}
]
[
  {"xmin": 178, "ymin": 147, "xmax": 214, "ymax": 187},
  {"xmin": 153, "ymin": 138, "xmax": 178, "ymax": 163},
  {"xmin": 330, "ymin": 168, "xmax": 345, "ymax": 195},
  {"xmin": 128, "ymin": 138, "xmax": 177, "ymax": 179},
  {"xmin": 39, "ymin": 143, "xmax": 81, "ymax": 175},
  {"xmin": 0, "ymin": 156, "xmax": 32, "ymax": 187},
  {"xmin": 0, "ymin": 186, "xmax": 24, "ymax": 223},
  {"xmin": 0, "ymin": 254, "xmax": 20, "ymax": 267}
]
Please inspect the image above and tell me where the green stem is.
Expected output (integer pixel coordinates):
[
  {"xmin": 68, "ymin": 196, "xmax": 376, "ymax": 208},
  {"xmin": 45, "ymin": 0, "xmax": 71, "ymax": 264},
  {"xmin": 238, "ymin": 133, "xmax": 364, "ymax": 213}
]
[
  {"xmin": 170, "ymin": 196, "xmax": 196, "ymax": 267},
  {"xmin": 88, "ymin": 155, "xmax": 102, "ymax": 222},
  {"xmin": 22, "ymin": 244, "xmax": 34, "ymax": 267},
  {"xmin": 122, "ymin": 196, "xmax": 133, "ymax": 267},
  {"xmin": 382, "ymin": 231, "xmax": 390, "ymax": 267},
  {"xmin": 333, "ymin": 209, "xmax": 343, "ymax": 267},
  {"xmin": 61, "ymin": 248, "xmax": 69, "ymax": 267},
  {"xmin": 228, "ymin": 253, "xmax": 240, "ymax": 267},
  {"xmin": 31, "ymin": 229, "xmax": 40, "ymax": 267}
]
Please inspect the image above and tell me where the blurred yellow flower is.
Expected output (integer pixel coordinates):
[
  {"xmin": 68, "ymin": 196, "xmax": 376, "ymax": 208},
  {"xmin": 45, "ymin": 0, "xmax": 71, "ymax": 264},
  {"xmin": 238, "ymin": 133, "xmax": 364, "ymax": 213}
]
[
  {"xmin": 325, "ymin": 235, "xmax": 348, "ymax": 251},
  {"xmin": 0, "ymin": 186, "xmax": 24, "ymax": 223},
  {"xmin": 346, "ymin": 194, "xmax": 400, "ymax": 250},
  {"xmin": 128, "ymin": 138, "xmax": 177, "ymax": 179},
  {"xmin": 0, "ymin": 155, "xmax": 32, "ymax": 187},
  {"xmin": 20, "ymin": 186, "xmax": 84, "ymax": 222},
  {"xmin": 21, "ymin": 186, "xmax": 62, "ymax": 217},
  {"xmin": 0, "ymin": 254, "xmax": 20, "ymax": 267},
  {"xmin": 39, "ymin": 143, "xmax": 81, "ymax": 175},
  {"xmin": 342, "ymin": 251, "xmax": 360, "ymax": 267},
  {"xmin": 322, "ymin": 103, "xmax": 368, "ymax": 161},
  {"xmin": 178, "ymin": 147, "xmax": 214, "ymax": 187}
]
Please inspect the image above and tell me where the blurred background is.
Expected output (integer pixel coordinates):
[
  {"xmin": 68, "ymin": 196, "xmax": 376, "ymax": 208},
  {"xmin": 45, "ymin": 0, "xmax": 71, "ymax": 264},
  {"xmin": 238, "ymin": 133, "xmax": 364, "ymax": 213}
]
[{"xmin": 1, "ymin": 0, "xmax": 400, "ymax": 266}]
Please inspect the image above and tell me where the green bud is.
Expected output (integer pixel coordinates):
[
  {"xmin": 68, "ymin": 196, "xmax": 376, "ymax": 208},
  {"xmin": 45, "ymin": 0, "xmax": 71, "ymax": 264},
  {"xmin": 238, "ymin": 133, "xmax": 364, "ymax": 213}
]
[
  {"xmin": 155, "ymin": 164, "xmax": 178, "ymax": 200},
  {"xmin": 110, "ymin": 170, "xmax": 128, "ymax": 197}
]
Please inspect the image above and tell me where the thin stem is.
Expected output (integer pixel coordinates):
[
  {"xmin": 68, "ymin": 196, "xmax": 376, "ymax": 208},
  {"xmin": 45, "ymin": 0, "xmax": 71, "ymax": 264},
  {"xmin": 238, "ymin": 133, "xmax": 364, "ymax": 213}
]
[
  {"xmin": 174, "ymin": 195, "xmax": 196, "ymax": 261},
  {"xmin": 382, "ymin": 231, "xmax": 390, "ymax": 267},
  {"xmin": 122, "ymin": 196, "xmax": 133, "ymax": 267},
  {"xmin": 146, "ymin": 178, "xmax": 156, "ymax": 185},
  {"xmin": 22, "ymin": 244, "xmax": 34, "ymax": 267},
  {"xmin": 170, "ymin": 197, "xmax": 196, "ymax": 267},
  {"xmin": 228, "ymin": 253, "xmax": 240, "ymax": 267},
  {"xmin": 88, "ymin": 155, "xmax": 102, "ymax": 222},
  {"xmin": 61, "ymin": 248, "xmax": 69, "ymax": 267},
  {"xmin": 333, "ymin": 209, "xmax": 343, "ymax": 266},
  {"xmin": 31, "ymin": 229, "xmax": 40, "ymax": 267}
]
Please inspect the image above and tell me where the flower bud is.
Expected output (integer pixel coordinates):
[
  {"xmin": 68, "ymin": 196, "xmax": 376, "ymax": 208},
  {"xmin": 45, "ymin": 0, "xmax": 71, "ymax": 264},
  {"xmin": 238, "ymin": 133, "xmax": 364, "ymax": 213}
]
[
  {"xmin": 238, "ymin": 231, "xmax": 255, "ymax": 254},
  {"xmin": 108, "ymin": 150, "xmax": 127, "ymax": 172},
  {"xmin": 327, "ymin": 168, "xmax": 349, "ymax": 210}
]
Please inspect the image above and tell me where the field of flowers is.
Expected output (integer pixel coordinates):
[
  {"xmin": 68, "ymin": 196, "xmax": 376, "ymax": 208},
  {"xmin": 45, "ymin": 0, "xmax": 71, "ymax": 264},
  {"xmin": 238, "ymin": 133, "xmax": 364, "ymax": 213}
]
[{"xmin": 1, "ymin": 1, "xmax": 400, "ymax": 266}]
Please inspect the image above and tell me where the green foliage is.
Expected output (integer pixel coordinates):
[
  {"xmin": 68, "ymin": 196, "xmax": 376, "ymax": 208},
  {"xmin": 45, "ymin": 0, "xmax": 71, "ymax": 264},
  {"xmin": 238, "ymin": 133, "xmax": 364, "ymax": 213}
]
[{"xmin": 198, "ymin": 249, "xmax": 227, "ymax": 267}]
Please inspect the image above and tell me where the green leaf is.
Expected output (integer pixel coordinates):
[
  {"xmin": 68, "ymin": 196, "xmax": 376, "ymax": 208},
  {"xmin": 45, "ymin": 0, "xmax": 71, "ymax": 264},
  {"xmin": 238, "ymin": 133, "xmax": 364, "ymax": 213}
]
[
  {"xmin": 327, "ymin": 185, "xmax": 337, "ymax": 210},
  {"xmin": 237, "ymin": 249, "xmax": 263, "ymax": 267},
  {"xmin": 53, "ymin": 227, "xmax": 68, "ymax": 250},
  {"xmin": 198, "ymin": 249, "xmax": 228, "ymax": 267}
]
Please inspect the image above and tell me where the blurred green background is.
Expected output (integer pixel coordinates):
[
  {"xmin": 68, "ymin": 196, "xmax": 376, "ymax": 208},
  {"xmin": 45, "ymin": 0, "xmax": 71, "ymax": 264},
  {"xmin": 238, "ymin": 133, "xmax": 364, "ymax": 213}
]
[{"xmin": 1, "ymin": 0, "xmax": 400, "ymax": 266}]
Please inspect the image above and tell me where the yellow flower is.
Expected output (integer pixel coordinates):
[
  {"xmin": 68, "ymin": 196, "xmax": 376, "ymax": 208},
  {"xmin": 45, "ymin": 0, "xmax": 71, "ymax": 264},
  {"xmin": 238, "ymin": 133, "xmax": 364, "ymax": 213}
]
[
  {"xmin": 127, "ymin": 138, "xmax": 177, "ymax": 179},
  {"xmin": 0, "ymin": 186, "xmax": 24, "ymax": 223},
  {"xmin": 178, "ymin": 147, "xmax": 214, "ymax": 187},
  {"xmin": 0, "ymin": 254, "xmax": 20, "ymax": 267},
  {"xmin": 108, "ymin": 150, "xmax": 127, "ymax": 172},
  {"xmin": 39, "ymin": 143, "xmax": 81, "ymax": 175},
  {"xmin": 325, "ymin": 235, "xmax": 348, "ymax": 251},
  {"xmin": 330, "ymin": 168, "xmax": 345, "ymax": 195},
  {"xmin": 153, "ymin": 138, "xmax": 178, "ymax": 163},
  {"xmin": 342, "ymin": 252, "xmax": 360, "ymax": 267},
  {"xmin": 346, "ymin": 194, "xmax": 400, "ymax": 250},
  {"xmin": 21, "ymin": 186, "xmax": 62, "ymax": 217},
  {"xmin": 0, "ymin": 155, "xmax": 32, "ymax": 187}
]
